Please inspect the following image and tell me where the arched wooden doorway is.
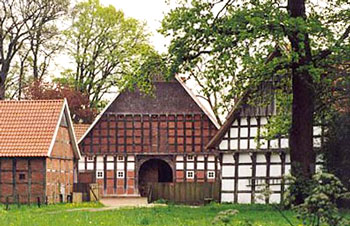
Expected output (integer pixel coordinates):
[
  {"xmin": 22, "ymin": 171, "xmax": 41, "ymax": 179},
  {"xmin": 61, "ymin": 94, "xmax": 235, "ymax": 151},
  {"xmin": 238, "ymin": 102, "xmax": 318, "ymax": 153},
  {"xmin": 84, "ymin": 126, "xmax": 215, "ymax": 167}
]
[{"xmin": 138, "ymin": 159, "xmax": 173, "ymax": 197}]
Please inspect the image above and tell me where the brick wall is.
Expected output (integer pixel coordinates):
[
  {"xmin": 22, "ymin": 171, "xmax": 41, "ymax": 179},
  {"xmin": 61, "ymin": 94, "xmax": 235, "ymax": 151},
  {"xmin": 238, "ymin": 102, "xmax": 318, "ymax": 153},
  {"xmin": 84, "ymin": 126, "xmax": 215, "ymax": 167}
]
[
  {"xmin": 0, "ymin": 157, "xmax": 46, "ymax": 204},
  {"xmin": 46, "ymin": 125, "xmax": 75, "ymax": 203}
]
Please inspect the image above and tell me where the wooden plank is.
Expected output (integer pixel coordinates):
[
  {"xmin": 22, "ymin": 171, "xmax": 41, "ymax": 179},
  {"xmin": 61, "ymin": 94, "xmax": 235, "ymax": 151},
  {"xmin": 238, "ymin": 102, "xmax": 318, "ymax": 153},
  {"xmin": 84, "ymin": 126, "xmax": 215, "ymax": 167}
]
[
  {"xmin": 251, "ymin": 152, "xmax": 257, "ymax": 204},
  {"xmin": 114, "ymin": 156, "xmax": 117, "ymax": 193},
  {"xmin": 265, "ymin": 152, "xmax": 271, "ymax": 204},
  {"xmin": 28, "ymin": 159, "xmax": 32, "ymax": 204},
  {"xmin": 234, "ymin": 153, "xmax": 239, "ymax": 203},
  {"xmin": 0, "ymin": 159, "xmax": 2, "ymax": 200}
]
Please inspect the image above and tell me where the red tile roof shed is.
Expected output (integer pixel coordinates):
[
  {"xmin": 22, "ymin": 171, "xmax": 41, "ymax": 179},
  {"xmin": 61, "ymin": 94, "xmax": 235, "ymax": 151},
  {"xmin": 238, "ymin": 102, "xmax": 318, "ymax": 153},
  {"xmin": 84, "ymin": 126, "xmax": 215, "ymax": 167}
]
[{"xmin": 0, "ymin": 100, "xmax": 65, "ymax": 157}]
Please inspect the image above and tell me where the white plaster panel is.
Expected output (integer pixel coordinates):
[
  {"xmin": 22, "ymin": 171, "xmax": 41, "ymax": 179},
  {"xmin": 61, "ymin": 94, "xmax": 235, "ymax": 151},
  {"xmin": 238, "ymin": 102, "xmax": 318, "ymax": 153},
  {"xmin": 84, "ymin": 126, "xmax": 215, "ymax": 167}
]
[
  {"xmin": 87, "ymin": 163, "xmax": 94, "ymax": 170},
  {"xmin": 237, "ymin": 193, "xmax": 251, "ymax": 203},
  {"xmin": 197, "ymin": 155, "xmax": 204, "ymax": 161},
  {"xmin": 313, "ymin": 138, "xmax": 322, "ymax": 148},
  {"xmin": 255, "ymin": 196, "xmax": 266, "ymax": 204},
  {"xmin": 240, "ymin": 117, "xmax": 248, "ymax": 126},
  {"xmin": 313, "ymin": 126, "xmax": 322, "ymax": 136},
  {"xmin": 78, "ymin": 162, "xmax": 85, "ymax": 171},
  {"xmin": 270, "ymin": 194, "xmax": 281, "ymax": 203},
  {"xmin": 176, "ymin": 156, "xmax": 184, "ymax": 161},
  {"xmin": 107, "ymin": 162, "xmax": 114, "ymax": 170},
  {"xmin": 256, "ymin": 154, "xmax": 266, "ymax": 163},
  {"xmin": 96, "ymin": 156, "xmax": 103, "ymax": 162},
  {"xmin": 233, "ymin": 120, "xmax": 238, "ymax": 126},
  {"xmin": 223, "ymin": 154, "xmax": 234, "ymax": 164},
  {"xmin": 117, "ymin": 162, "xmax": 124, "ymax": 170},
  {"xmin": 270, "ymin": 185, "xmax": 281, "ymax": 192},
  {"xmin": 176, "ymin": 162, "xmax": 184, "ymax": 170},
  {"xmin": 285, "ymin": 154, "xmax": 291, "ymax": 163},
  {"xmin": 239, "ymin": 154, "xmax": 251, "ymax": 163},
  {"xmin": 230, "ymin": 128, "xmax": 238, "ymax": 138},
  {"xmin": 217, "ymin": 163, "xmax": 221, "ymax": 170},
  {"xmin": 238, "ymin": 179, "xmax": 250, "ymax": 190},
  {"xmin": 96, "ymin": 162, "xmax": 104, "ymax": 170},
  {"xmin": 270, "ymin": 154, "xmax": 281, "ymax": 163},
  {"xmin": 260, "ymin": 117, "xmax": 268, "ymax": 125},
  {"xmin": 260, "ymin": 140, "xmax": 268, "ymax": 149},
  {"xmin": 197, "ymin": 162, "xmax": 204, "ymax": 170},
  {"xmin": 285, "ymin": 165, "xmax": 291, "ymax": 174},
  {"xmin": 316, "ymin": 163, "xmax": 322, "ymax": 172},
  {"xmin": 230, "ymin": 140, "xmax": 238, "ymax": 149},
  {"xmin": 281, "ymin": 138, "xmax": 289, "ymax": 148},
  {"xmin": 207, "ymin": 162, "xmax": 215, "ymax": 170},
  {"xmin": 219, "ymin": 140, "xmax": 228, "ymax": 150},
  {"xmin": 222, "ymin": 179, "xmax": 235, "ymax": 191},
  {"xmin": 127, "ymin": 162, "xmax": 135, "ymax": 170},
  {"xmin": 224, "ymin": 132, "xmax": 228, "ymax": 138},
  {"xmin": 238, "ymin": 165, "xmax": 252, "ymax": 177},
  {"xmin": 250, "ymin": 127, "xmax": 258, "ymax": 137},
  {"xmin": 250, "ymin": 117, "xmax": 258, "ymax": 125},
  {"xmin": 249, "ymin": 139, "xmax": 257, "ymax": 149},
  {"xmin": 270, "ymin": 165, "xmax": 282, "ymax": 177},
  {"xmin": 107, "ymin": 156, "xmax": 114, "ymax": 161},
  {"xmin": 187, "ymin": 162, "xmax": 194, "ymax": 170},
  {"xmin": 221, "ymin": 193, "xmax": 234, "ymax": 203},
  {"xmin": 256, "ymin": 165, "xmax": 267, "ymax": 177},
  {"xmin": 222, "ymin": 166, "xmax": 235, "ymax": 177},
  {"xmin": 208, "ymin": 155, "xmax": 215, "ymax": 161},
  {"xmin": 240, "ymin": 140, "xmax": 248, "ymax": 149},
  {"xmin": 128, "ymin": 156, "xmax": 135, "ymax": 161},
  {"xmin": 270, "ymin": 139, "xmax": 279, "ymax": 149},
  {"xmin": 240, "ymin": 128, "xmax": 248, "ymax": 137}
]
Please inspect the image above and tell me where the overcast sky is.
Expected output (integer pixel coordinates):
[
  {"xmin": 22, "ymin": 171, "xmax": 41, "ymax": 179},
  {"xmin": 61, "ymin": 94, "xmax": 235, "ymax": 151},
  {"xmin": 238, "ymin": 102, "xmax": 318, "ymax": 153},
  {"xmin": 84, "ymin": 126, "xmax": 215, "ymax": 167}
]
[{"xmin": 100, "ymin": 0, "xmax": 174, "ymax": 53}]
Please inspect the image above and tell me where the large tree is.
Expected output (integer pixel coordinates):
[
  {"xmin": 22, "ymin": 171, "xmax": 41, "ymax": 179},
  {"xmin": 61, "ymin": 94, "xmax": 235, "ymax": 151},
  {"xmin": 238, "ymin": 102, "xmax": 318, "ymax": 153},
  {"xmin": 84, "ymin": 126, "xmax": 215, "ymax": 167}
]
[
  {"xmin": 63, "ymin": 0, "xmax": 157, "ymax": 108},
  {"xmin": 161, "ymin": 0, "xmax": 350, "ymax": 202},
  {"xmin": 0, "ymin": 0, "xmax": 69, "ymax": 99}
]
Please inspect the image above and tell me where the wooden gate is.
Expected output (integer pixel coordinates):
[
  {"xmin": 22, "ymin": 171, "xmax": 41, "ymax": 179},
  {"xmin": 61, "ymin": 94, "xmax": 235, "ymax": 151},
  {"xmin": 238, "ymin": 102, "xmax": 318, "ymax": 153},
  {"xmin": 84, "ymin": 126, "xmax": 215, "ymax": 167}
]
[{"xmin": 148, "ymin": 182, "xmax": 220, "ymax": 205}]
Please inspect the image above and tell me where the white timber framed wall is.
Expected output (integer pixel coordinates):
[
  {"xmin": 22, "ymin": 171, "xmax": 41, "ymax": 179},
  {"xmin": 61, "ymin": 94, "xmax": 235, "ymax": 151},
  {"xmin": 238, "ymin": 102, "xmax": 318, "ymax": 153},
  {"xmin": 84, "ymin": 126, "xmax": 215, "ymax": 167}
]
[{"xmin": 218, "ymin": 116, "xmax": 324, "ymax": 204}]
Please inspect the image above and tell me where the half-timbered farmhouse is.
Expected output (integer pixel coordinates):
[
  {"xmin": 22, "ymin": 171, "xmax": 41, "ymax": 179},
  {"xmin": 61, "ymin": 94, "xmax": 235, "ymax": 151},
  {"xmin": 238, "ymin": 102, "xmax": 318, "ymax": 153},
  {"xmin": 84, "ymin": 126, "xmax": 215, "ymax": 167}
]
[
  {"xmin": 78, "ymin": 77, "xmax": 220, "ymax": 197},
  {"xmin": 206, "ymin": 94, "xmax": 324, "ymax": 204},
  {"xmin": 0, "ymin": 99, "xmax": 81, "ymax": 204}
]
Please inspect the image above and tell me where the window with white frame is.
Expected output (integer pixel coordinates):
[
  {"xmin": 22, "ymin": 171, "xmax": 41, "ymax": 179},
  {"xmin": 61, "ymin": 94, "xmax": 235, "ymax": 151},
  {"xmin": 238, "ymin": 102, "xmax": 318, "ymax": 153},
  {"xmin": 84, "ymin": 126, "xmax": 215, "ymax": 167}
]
[
  {"xmin": 117, "ymin": 171, "xmax": 124, "ymax": 178},
  {"xmin": 87, "ymin": 156, "xmax": 94, "ymax": 162},
  {"xmin": 207, "ymin": 171, "xmax": 215, "ymax": 179},
  {"xmin": 117, "ymin": 156, "xmax": 124, "ymax": 161},
  {"xmin": 96, "ymin": 171, "xmax": 104, "ymax": 179},
  {"xmin": 187, "ymin": 155, "xmax": 194, "ymax": 161},
  {"xmin": 186, "ymin": 171, "xmax": 194, "ymax": 179}
]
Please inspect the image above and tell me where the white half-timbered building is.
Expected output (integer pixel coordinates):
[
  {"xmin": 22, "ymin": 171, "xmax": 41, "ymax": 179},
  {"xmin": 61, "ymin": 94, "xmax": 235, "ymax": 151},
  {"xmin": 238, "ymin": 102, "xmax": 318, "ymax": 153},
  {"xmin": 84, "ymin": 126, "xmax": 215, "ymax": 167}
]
[{"xmin": 206, "ymin": 95, "xmax": 324, "ymax": 204}]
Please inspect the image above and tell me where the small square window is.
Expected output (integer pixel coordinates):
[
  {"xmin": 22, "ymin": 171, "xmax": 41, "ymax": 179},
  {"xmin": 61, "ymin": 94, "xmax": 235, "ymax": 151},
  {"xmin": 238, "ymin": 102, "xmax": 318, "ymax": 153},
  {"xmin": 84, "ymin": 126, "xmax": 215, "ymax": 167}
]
[
  {"xmin": 187, "ymin": 155, "xmax": 194, "ymax": 161},
  {"xmin": 207, "ymin": 171, "xmax": 215, "ymax": 179},
  {"xmin": 117, "ymin": 171, "xmax": 124, "ymax": 178},
  {"xmin": 117, "ymin": 156, "xmax": 124, "ymax": 162},
  {"xmin": 96, "ymin": 171, "xmax": 104, "ymax": 179},
  {"xmin": 186, "ymin": 171, "xmax": 194, "ymax": 179},
  {"xmin": 19, "ymin": 173, "xmax": 26, "ymax": 180},
  {"xmin": 87, "ymin": 156, "xmax": 94, "ymax": 162}
]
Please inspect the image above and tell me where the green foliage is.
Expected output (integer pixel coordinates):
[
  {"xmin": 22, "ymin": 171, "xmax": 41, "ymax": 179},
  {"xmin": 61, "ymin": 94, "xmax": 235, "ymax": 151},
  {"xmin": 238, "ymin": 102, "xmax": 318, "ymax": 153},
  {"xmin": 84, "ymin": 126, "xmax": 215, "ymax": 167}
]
[
  {"xmin": 322, "ymin": 112, "xmax": 350, "ymax": 206},
  {"xmin": 161, "ymin": 0, "xmax": 350, "ymax": 136},
  {"xmin": 284, "ymin": 173, "xmax": 350, "ymax": 226},
  {"xmin": 64, "ymin": 0, "xmax": 159, "ymax": 108},
  {"xmin": 0, "ymin": 203, "xmax": 307, "ymax": 226},
  {"xmin": 211, "ymin": 209, "xmax": 239, "ymax": 225}
]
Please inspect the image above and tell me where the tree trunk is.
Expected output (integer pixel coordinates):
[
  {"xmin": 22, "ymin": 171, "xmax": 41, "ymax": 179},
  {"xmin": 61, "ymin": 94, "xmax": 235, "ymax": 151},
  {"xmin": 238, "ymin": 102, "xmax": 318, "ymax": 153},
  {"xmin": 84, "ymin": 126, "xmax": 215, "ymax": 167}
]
[
  {"xmin": 288, "ymin": 0, "xmax": 316, "ymax": 204},
  {"xmin": 0, "ymin": 63, "xmax": 10, "ymax": 100}
]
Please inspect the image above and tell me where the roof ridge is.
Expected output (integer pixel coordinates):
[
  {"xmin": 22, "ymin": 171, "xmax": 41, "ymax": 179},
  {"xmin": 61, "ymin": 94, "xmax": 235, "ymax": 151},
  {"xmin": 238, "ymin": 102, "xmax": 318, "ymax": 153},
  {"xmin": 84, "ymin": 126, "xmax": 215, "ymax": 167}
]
[{"xmin": 0, "ymin": 99, "xmax": 64, "ymax": 103}]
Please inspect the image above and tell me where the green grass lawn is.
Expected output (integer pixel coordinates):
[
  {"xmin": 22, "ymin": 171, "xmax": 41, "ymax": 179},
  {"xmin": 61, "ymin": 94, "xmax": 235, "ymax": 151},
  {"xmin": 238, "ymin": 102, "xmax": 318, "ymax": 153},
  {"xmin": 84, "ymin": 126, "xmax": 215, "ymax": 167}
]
[{"xmin": 0, "ymin": 202, "xmax": 348, "ymax": 226}]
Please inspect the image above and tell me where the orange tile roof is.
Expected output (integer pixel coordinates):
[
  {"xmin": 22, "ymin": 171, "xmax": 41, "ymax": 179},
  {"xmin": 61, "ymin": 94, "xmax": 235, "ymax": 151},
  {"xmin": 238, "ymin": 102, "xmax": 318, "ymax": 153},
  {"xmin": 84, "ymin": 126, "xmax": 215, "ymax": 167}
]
[
  {"xmin": 74, "ymin": 123, "xmax": 90, "ymax": 141},
  {"xmin": 0, "ymin": 100, "xmax": 64, "ymax": 157}
]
